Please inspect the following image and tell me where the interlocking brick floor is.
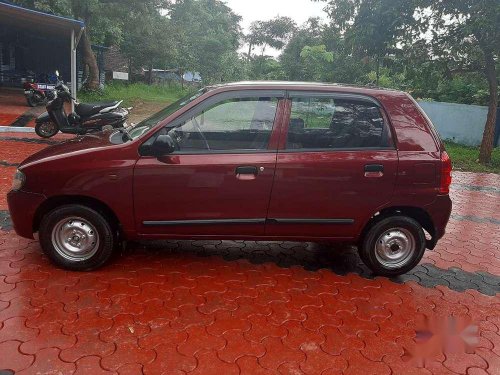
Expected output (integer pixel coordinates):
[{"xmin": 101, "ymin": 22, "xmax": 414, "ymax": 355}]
[
  {"xmin": 0, "ymin": 135, "xmax": 499, "ymax": 374},
  {"xmin": 0, "ymin": 89, "xmax": 45, "ymax": 127}
]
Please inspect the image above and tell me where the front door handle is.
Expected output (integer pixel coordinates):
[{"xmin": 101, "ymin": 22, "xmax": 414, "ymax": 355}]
[
  {"xmin": 236, "ymin": 166, "xmax": 258, "ymax": 180},
  {"xmin": 364, "ymin": 164, "xmax": 384, "ymax": 178},
  {"xmin": 236, "ymin": 166, "xmax": 258, "ymax": 175}
]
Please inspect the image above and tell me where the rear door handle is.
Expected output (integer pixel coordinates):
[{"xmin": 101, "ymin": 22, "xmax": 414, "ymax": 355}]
[
  {"xmin": 236, "ymin": 166, "xmax": 259, "ymax": 180},
  {"xmin": 364, "ymin": 164, "xmax": 384, "ymax": 177}
]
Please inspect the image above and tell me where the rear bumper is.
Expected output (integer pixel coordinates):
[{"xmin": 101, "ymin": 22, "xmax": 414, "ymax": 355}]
[
  {"xmin": 425, "ymin": 194, "xmax": 452, "ymax": 249},
  {"xmin": 7, "ymin": 190, "xmax": 46, "ymax": 239}
]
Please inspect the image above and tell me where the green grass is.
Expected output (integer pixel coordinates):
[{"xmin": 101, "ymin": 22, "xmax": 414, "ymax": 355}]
[
  {"xmin": 445, "ymin": 141, "xmax": 500, "ymax": 174},
  {"xmin": 78, "ymin": 82, "xmax": 189, "ymax": 107}
]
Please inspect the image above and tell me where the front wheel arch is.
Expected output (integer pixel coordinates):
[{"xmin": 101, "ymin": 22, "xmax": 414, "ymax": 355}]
[{"xmin": 33, "ymin": 195, "xmax": 122, "ymax": 239}]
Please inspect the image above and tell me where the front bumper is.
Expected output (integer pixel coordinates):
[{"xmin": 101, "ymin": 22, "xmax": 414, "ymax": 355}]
[
  {"xmin": 7, "ymin": 190, "xmax": 46, "ymax": 239},
  {"xmin": 425, "ymin": 194, "xmax": 452, "ymax": 249}
]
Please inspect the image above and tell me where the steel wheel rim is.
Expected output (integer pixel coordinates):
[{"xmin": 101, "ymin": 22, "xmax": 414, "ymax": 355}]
[
  {"xmin": 374, "ymin": 227, "xmax": 415, "ymax": 269},
  {"xmin": 39, "ymin": 122, "xmax": 57, "ymax": 136},
  {"xmin": 51, "ymin": 217, "xmax": 99, "ymax": 262}
]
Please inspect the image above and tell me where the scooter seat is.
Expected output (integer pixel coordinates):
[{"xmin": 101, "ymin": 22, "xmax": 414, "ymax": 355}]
[{"xmin": 75, "ymin": 101, "xmax": 120, "ymax": 117}]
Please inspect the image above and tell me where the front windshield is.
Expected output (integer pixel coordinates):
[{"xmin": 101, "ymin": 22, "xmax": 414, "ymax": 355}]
[{"xmin": 126, "ymin": 88, "xmax": 207, "ymax": 140}]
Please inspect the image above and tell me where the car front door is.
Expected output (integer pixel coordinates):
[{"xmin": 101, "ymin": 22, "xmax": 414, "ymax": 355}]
[
  {"xmin": 134, "ymin": 90, "xmax": 285, "ymax": 237},
  {"xmin": 266, "ymin": 92, "xmax": 399, "ymax": 239}
]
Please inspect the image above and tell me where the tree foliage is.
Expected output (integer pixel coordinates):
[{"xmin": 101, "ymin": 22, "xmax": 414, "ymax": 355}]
[
  {"xmin": 11, "ymin": 0, "xmax": 170, "ymax": 89},
  {"xmin": 299, "ymin": 45, "xmax": 333, "ymax": 81},
  {"xmin": 167, "ymin": 0, "xmax": 242, "ymax": 84},
  {"xmin": 417, "ymin": 0, "xmax": 500, "ymax": 162},
  {"xmin": 245, "ymin": 16, "xmax": 297, "ymax": 58}
]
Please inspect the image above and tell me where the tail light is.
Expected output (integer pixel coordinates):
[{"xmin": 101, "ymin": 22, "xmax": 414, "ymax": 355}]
[
  {"xmin": 23, "ymin": 82, "xmax": 37, "ymax": 90},
  {"xmin": 439, "ymin": 151, "xmax": 452, "ymax": 194}
]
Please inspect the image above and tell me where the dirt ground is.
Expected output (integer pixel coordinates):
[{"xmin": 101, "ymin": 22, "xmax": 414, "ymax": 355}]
[{"xmin": 127, "ymin": 101, "xmax": 167, "ymax": 125}]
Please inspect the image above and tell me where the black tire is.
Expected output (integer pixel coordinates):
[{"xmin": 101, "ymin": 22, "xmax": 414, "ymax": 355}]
[
  {"xmin": 26, "ymin": 97, "xmax": 37, "ymax": 107},
  {"xmin": 26, "ymin": 92, "xmax": 43, "ymax": 107},
  {"xmin": 359, "ymin": 216, "xmax": 425, "ymax": 276},
  {"xmin": 39, "ymin": 204, "xmax": 115, "ymax": 271},
  {"xmin": 35, "ymin": 121, "xmax": 59, "ymax": 138}
]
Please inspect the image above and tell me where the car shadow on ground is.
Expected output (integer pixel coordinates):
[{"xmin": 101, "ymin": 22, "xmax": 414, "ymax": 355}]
[
  {"xmin": 118, "ymin": 240, "xmax": 500, "ymax": 296},
  {"xmin": 123, "ymin": 239, "xmax": 374, "ymax": 278}
]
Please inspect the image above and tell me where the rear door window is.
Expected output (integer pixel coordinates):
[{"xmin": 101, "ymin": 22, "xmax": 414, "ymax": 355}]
[{"xmin": 286, "ymin": 95, "xmax": 392, "ymax": 150}]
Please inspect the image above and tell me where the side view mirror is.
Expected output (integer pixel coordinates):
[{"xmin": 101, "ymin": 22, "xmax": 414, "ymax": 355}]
[{"xmin": 150, "ymin": 134, "xmax": 176, "ymax": 156}]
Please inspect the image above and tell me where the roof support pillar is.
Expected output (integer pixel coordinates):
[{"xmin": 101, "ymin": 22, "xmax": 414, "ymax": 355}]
[{"xmin": 70, "ymin": 28, "xmax": 77, "ymax": 112}]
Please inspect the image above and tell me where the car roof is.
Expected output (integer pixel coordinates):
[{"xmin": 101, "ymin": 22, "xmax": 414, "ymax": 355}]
[{"xmin": 207, "ymin": 81, "xmax": 407, "ymax": 98}]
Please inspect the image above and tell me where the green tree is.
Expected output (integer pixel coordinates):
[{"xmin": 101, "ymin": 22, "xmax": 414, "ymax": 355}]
[
  {"xmin": 299, "ymin": 45, "xmax": 333, "ymax": 81},
  {"xmin": 280, "ymin": 18, "xmax": 369, "ymax": 84},
  {"xmin": 280, "ymin": 18, "xmax": 323, "ymax": 80},
  {"xmin": 121, "ymin": 10, "xmax": 180, "ymax": 85},
  {"xmin": 12, "ymin": 0, "xmax": 170, "ymax": 90},
  {"xmin": 245, "ymin": 16, "xmax": 297, "ymax": 58},
  {"xmin": 168, "ymin": 0, "xmax": 242, "ymax": 84},
  {"xmin": 419, "ymin": 0, "xmax": 500, "ymax": 163},
  {"xmin": 245, "ymin": 21, "xmax": 267, "ymax": 60},
  {"xmin": 316, "ymin": 0, "xmax": 423, "ymax": 84}
]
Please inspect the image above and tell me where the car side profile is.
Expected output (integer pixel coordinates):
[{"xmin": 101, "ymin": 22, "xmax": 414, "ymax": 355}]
[{"xmin": 7, "ymin": 82, "xmax": 452, "ymax": 276}]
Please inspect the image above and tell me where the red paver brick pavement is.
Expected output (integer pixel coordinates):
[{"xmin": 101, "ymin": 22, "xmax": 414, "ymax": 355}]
[{"xmin": 0, "ymin": 89, "xmax": 46, "ymax": 127}]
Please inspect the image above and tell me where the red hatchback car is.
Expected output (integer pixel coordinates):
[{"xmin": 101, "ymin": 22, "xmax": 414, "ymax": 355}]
[{"xmin": 7, "ymin": 82, "xmax": 452, "ymax": 276}]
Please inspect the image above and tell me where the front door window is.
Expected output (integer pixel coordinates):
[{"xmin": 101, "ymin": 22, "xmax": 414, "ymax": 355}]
[{"xmin": 169, "ymin": 97, "xmax": 278, "ymax": 152}]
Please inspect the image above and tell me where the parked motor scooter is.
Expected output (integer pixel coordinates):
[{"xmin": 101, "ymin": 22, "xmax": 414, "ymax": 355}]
[{"xmin": 35, "ymin": 71, "xmax": 129, "ymax": 138}]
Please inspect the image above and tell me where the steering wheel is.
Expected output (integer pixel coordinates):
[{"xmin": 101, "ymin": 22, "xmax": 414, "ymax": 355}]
[{"xmin": 192, "ymin": 116, "xmax": 210, "ymax": 150}]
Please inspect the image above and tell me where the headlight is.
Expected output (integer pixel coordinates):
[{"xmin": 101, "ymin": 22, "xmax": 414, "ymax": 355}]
[{"xmin": 11, "ymin": 170, "xmax": 26, "ymax": 191}]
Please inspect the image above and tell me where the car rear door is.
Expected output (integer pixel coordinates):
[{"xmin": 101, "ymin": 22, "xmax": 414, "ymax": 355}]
[
  {"xmin": 265, "ymin": 91, "xmax": 398, "ymax": 239},
  {"xmin": 133, "ymin": 90, "xmax": 285, "ymax": 237}
]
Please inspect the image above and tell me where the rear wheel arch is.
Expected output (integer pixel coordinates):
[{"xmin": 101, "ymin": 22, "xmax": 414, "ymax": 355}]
[
  {"xmin": 33, "ymin": 195, "xmax": 121, "ymax": 237},
  {"xmin": 359, "ymin": 206, "xmax": 435, "ymax": 249}
]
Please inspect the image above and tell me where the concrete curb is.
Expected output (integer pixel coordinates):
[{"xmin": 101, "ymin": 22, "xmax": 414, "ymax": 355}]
[{"xmin": 0, "ymin": 126, "xmax": 35, "ymax": 133}]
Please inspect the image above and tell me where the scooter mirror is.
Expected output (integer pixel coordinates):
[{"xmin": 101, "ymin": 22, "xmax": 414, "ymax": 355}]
[{"xmin": 55, "ymin": 70, "xmax": 60, "ymax": 78}]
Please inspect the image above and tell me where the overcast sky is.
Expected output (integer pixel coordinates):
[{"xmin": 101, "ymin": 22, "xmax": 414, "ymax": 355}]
[{"xmin": 224, "ymin": 0, "xmax": 327, "ymax": 56}]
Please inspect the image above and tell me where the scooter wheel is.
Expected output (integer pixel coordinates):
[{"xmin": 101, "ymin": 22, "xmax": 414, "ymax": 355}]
[
  {"xmin": 26, "ymin": 93, "xmax": 44, "ymax": 107},
  {"xmin": 35, "ymin": 121, "xmax": 59, "ymax": 138}
]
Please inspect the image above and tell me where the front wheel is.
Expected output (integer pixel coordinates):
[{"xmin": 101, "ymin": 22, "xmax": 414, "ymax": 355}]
[
  {"xmin": 359, "ymin": 216, "xmax": 425, "ymax": 276},
  {"xmin": 39, "ymin": 205, "xmax": 115, "ymax": 271},
  {"xmin": 35, "ymin": 121, "xmax": 59, "ymax": 138}
]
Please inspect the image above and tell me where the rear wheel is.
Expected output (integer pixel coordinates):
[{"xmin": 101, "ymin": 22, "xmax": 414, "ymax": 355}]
[
  {"xmin": 26, "ymin": 92, "xmax": 43, "ymax": 107},
  {"xmin": 26, "ymin": 97, "xmax": 37, "ymax": 107},
  {"xmin": 39, "ymin": 205, "xmax": 115, "ymax": 271},
  {"xmin": 35, "ymin": 121, "xmax": 58, "ymax": 138},
  {"xmin": 359, "ymin": 216, "xmax": 425, "ymax": 276}
]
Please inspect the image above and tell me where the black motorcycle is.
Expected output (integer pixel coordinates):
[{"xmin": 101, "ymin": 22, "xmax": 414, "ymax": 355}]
[{"xmin": 35, "ymin": 72, "xmax": 129, "ymax": 138}]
